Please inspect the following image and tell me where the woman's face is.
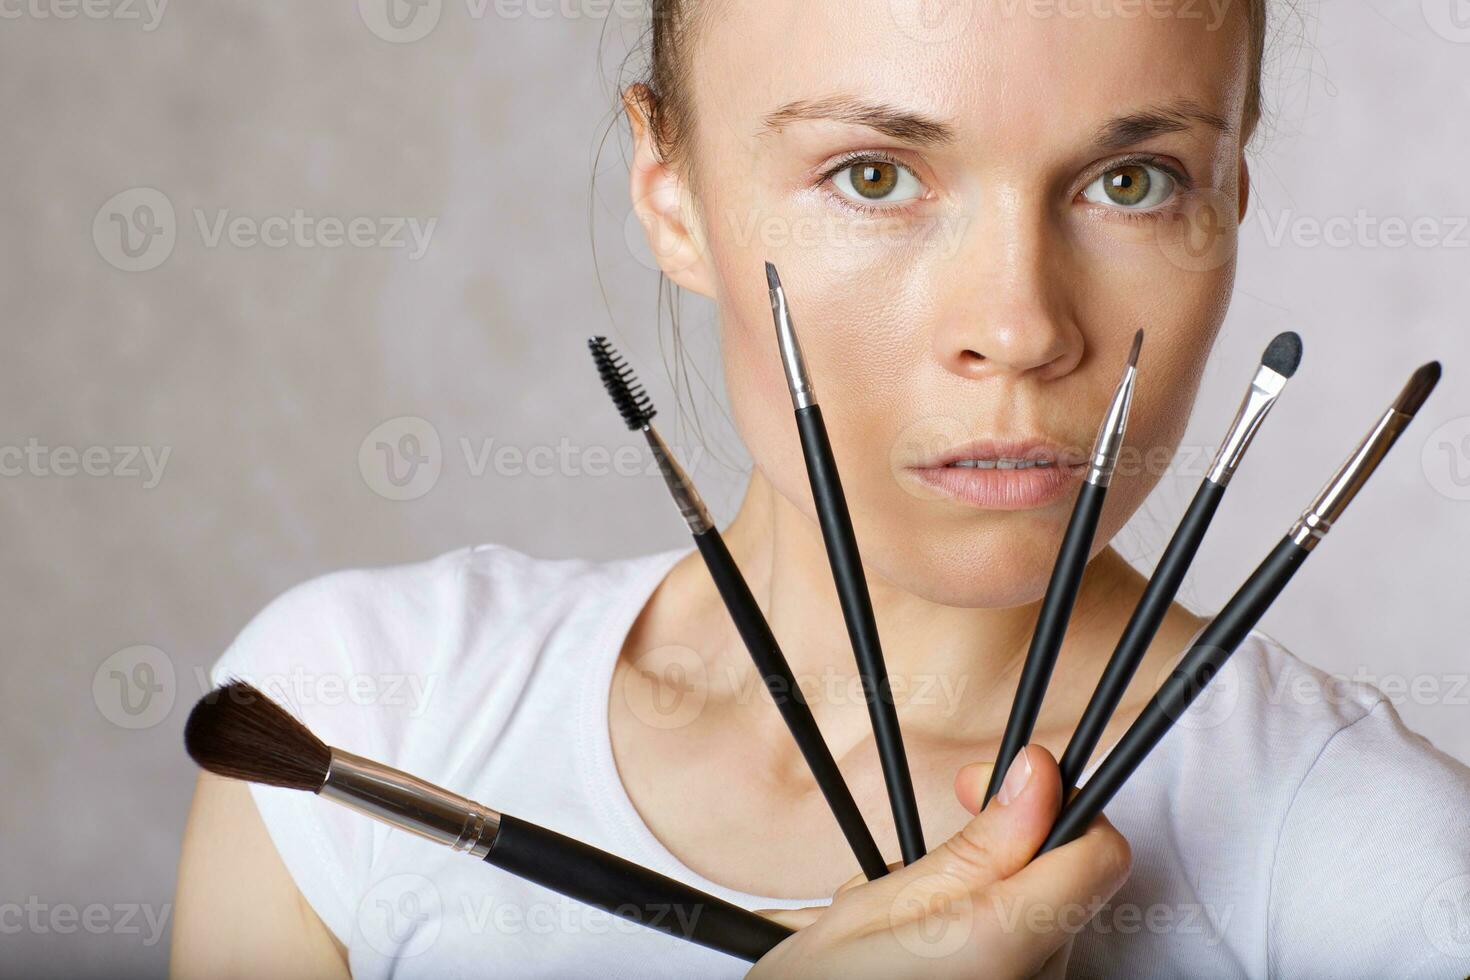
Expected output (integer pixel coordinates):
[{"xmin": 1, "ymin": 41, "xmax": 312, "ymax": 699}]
[{"xmin": 658, "ymin": 0, "xmax": 1250, "ymax": 608}]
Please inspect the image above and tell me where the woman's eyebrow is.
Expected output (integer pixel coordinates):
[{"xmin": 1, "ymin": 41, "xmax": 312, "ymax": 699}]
[
  {"xmin": 1093, "ymin": 98, "xmax": 1234, "ymax": 150},
  {"xmin": 758, "ymin": 95, "xmax": 956, "ymax": 146}
]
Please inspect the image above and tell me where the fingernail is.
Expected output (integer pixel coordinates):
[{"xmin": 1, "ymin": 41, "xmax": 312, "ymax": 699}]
[{"xmin": 995, "ymin": 749, "xmax": 1033, "ymax": 807}]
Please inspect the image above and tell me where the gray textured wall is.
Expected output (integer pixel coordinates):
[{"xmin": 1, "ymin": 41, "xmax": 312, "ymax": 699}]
[{"xmin": 0, "ymin": 2, "xmax": 1466, "ymax": 977}]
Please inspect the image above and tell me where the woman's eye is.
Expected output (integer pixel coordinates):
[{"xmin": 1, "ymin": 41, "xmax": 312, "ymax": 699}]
[
  {"xmin": 831, "ymin": 160, "xmax": 924, "ymax": 206},
  {"xmin": 1081, "ymin": 163, "xmax": 1177, "ymax": 210}
]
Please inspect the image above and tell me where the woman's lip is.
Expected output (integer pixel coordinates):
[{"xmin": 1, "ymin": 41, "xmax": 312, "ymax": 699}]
[
  {"xmin": 906, "ymin": 460, "xmax": 1083, "ymax": 511},
  {"xmin": 915, "ymin": 438, "xmax": 1087, "ymax": 470}
]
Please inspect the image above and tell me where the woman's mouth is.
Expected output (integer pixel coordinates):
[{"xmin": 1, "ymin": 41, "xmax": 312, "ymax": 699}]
[{"xmin": 905, "ymin": 441, "xmax": 1086, "ymax": 511}]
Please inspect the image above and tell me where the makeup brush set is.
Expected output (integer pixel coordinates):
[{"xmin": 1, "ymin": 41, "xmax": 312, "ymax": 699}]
[{"xmin": 183, "ymin": 262, "xmax": 1442, "ymax": 964}]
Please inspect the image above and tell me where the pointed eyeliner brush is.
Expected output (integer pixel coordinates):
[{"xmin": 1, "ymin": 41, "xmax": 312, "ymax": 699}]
[
  {"xmin": 1041, "ymin": 361, "xmax": 1443, "ymax": 854},
  {"xmin": 587, "ymin": 337, "xmax": 889, "ymax": 880},
  {"xmin": 185, "ymin": 682, "xmax": 793, "ymax": 962},
  {"xmin": 1058, "ymin": 332, "xmax": 1304, "ymax": 790},
  {"xmin": 984, "ymin": 330, "xmax": 1144, "ymax": 808},
  {"xmin": 765, "ymin": 262, "xmax": 927, "ymax": 865}
]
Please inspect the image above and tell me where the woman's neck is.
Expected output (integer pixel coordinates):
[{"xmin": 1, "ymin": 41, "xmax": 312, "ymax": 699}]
[{"xmin": 713, "ymin": 466, "xmax": 1155, "ymax": 747}]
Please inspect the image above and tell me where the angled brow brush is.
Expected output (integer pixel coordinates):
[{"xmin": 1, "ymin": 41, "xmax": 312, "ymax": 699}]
[
  {"xmin": 1040, "ymin": 361, "xmax": 1442, "ymax": 854},
  {"xmin": 185, "ymin": 681, "xmax": 794, "ymax": 963},
  {"xmin": 587, "ymin": 336, "xmax": 889, "ymax": 881},
  {"xmin": 765, "ymin": 262, "xmax": 926, "ymax": 865},
  {"xmin": 984, "ymin": 330, "xmax": 1144, "ymax": 808},
  {"xmin": 1058, "ymin": 331, "xmax": 1303, "ymax": 789}
]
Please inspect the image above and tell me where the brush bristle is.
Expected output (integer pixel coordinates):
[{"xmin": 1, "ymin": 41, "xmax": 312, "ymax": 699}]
[
  {"xmin": 588, "ymin": 336, "xmax": 656, "ymax": 431},
  {"xmin": 765, "ymin": 261, "xmax": 782, "ymax": 293},
  {"xmin": 1393, "ymin": 361, "xmax": 1442, "ymax": 417},
  {"xmin": 184, "ymin": 680, "xmax": 330, "ymax": 792},
  {"xmin": 1128, "ymin": 330, "xmax": 1144, "ymax": 367},
  {"xmin": 1262, "ymin": 332, "xmax": 1303, "ymax": 378}
]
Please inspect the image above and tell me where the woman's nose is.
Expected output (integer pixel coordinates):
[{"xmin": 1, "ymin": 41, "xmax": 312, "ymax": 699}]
[{"xmin": 930, "ymin": 197, "xmax": 1084, "ymax": 383}]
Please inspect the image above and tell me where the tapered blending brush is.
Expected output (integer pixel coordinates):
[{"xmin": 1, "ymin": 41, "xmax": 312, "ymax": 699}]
[
  {"xmin": 1040, "ymin": 361, "xmax": 1442, "ymax": 854},
  {"xmin": 587, "ymin": 336, "xmax": 889, "ymax": 881},
  {"xmin": 984, "ymin": 330, "xmax": 1145, "ymax": 808},
  {"xmin": 1057, "ymin": 332, "xmax": 1304, "ymax": 790},
  {"xmin": 184, "ymin": 682, "xmax": 794, "ymax": 963},
  {"xmin": 764, "ymin": 262, "xmax": 926, "ymax": 865}
]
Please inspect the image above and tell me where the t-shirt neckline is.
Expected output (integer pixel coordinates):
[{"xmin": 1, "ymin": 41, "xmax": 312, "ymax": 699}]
[{"xmin": 577, "ymin": 544, "xmax": 1121, "ymax": 911}]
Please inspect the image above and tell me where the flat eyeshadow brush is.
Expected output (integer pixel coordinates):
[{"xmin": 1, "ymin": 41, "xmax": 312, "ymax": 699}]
[
  {"xmin": 587, "ymin": 336, "xmax": 890, "ymax": 881},
  {"xmin": 984, "ymin": 330, "xmax": 1144, "ymax": 807},
  {"xmin": 765, "ymin": 262, "xmax": 927, "ymax": 865},
  {"xmin": 1040, "ymin": 360, "xmax": 1442, "ymax": 855},
  {"xmin": 184, "ymin": 681, "xmax": 794, "ymax": 963},
  {"xmin": 1057, "ymin": 332, "xmax": 1303, "ymax": 789}
]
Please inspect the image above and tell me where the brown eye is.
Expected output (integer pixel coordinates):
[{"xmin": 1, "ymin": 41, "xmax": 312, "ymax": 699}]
[
  {"xmin": 849, "ymin": 162, "xmax": 900, "ymax": 199},
  {"xmin": 1104, "ymin": 165, "xmax": 1151, "ymax": 206},
  {"xmin": 831, "ymin": 158, "xmax": 923, "ymax": 206},
  {"xmin": 1082, "ymin": 162, "xmax": 1176, "ymax": 211}
]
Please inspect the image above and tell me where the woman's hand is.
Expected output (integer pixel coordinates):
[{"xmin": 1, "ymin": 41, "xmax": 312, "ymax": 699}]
[{"xmin": 749, "ymin": 745, "xmax": 1130, "ymax": 979}]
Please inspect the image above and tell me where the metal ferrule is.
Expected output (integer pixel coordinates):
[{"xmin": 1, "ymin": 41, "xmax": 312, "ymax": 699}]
[
  {"xmin": 1288, "ymin": 407, "xmax": 1415, "ymax": 551},
  {"xmin": 1206, "ymin": 364, "xmax": 1289, "ymax": 486},
  {"xmin": 1086, "ymin": 365, "xmax": 1138, "ymax": 487},
  {"xmin": 643, "ymin": 425, "xmax": 714, "ymax": 535},
  {"xmin": 769, "ymin": 283, "xmax": 817, "ymax": 410},
  {"xmin": 320, "ymin": 749, "xmax": 501, "ymax": 858}
]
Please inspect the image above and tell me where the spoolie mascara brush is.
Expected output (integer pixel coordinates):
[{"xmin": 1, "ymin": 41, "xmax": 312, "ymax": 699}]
[
  {"xmin": 765, "ymin": 261, "xmax": 926, "ymax": 865},
  {"xmin": 1040, "ymin": 360, "xmax": 1442, "ymax": 854},
  {"xmin": 1058, "ymin": 331, "xmax": 1303, "ymax": 789},
  {"xmin": 185, "ymin": 681, "xmax": 793, "ymax": 963},
  {"xmin": 984, "ymin": 330, "xmax": 1144, "ymax": 807},
  {"xmin": 587, "ymin": 336, "xmax": 889, "ymax": 881}
]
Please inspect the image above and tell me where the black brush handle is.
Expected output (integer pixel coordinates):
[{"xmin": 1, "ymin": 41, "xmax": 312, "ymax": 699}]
[
  {"xmin": 484, "ymin": 813, "xmax": 793, "ymax": 962},
  {"xmin": 693, "ymin": 528, "xmax": 890, "ymax": 880},
  {"xmin": 1039, "ymin": 535, "xmax": 1309, "ymax": 854},
  {"xmin": 1058, "ymin": 479, "xmax": 1227, "ymax": 789},
  {"xmin": 986, "ymin": 479, "xmax": 1109, "ymax": 807},
  {"xmin": 795, "ymin": 404, "xmax": 926, "ymax": 865}
]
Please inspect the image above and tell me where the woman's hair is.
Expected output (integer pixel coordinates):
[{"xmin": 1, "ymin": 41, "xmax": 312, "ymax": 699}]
[{"xmin": 635, "ymin": 0, "xmax": 1272, "ymax": 168}]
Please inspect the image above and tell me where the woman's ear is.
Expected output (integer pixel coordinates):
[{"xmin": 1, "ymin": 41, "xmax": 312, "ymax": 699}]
[
  {"xmin": 1237, "ymin": 153, "xmax": 1251, "ymax": 223},
  {"xmin": 623, "ymin": 85, "xmax": 716, "ymax": 298}
]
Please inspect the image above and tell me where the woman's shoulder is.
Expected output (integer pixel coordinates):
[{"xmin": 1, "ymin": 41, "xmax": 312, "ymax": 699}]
[
  {"xmin": 206, "ymin": 542, "xmax": 684, "ymax": 753},
  {"xmin": 1190, "ymin": 631, "xmax": 1470, "ymax": 973}
]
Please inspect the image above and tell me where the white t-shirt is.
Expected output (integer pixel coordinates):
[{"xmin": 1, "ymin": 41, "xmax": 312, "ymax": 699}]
[{"xmin": 209, "ymin": 543, "xmax": 1470, "ymax": 979}]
